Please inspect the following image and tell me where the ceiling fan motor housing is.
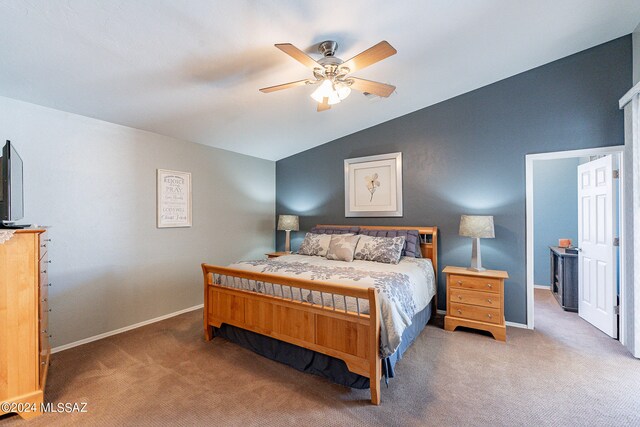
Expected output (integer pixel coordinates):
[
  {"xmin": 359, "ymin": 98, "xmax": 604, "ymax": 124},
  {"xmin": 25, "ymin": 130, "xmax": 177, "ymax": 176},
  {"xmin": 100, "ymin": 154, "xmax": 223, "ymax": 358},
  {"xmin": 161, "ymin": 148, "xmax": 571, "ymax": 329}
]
[{"xmin": 318, "ymin": 40, "xmax": 338, "ymax": 57}]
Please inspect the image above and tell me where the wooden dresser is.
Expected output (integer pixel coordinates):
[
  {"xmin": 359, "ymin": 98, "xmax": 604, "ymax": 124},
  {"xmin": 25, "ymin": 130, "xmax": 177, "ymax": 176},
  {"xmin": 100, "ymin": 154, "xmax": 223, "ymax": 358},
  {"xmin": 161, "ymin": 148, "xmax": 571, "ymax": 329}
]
[
  {"xmin": 0, "ymin": 229, "xmax": 50, "ymax": 419},
  {"xmin": 549, "ymin": 246, "xmax": 578, "ymax": 312},
  {"xmin": 443, "ymin": 266, "xmax": 509, "ymax": 341}
]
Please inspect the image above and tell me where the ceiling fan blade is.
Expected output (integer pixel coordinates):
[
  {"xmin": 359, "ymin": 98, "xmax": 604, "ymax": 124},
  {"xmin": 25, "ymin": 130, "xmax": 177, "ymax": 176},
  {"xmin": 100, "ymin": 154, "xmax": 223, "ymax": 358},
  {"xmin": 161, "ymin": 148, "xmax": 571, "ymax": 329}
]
[
  {"xmin": 259, "ymin": 79, "xmax": 310, "ymax": 93},
  {"xmin": 349, "ymin": 77, "xmax": 395, "ymax": 97},
  {"xmin": 317, "ymin": 97, "xmax": 331, "ymax": 112},
  {"xmin": 275, "ymin": 43, "xmax": 322, "ymax": 70},
  {"xmin": 340, "ymin": 41, "xmax": 397, "ymax": 73}
]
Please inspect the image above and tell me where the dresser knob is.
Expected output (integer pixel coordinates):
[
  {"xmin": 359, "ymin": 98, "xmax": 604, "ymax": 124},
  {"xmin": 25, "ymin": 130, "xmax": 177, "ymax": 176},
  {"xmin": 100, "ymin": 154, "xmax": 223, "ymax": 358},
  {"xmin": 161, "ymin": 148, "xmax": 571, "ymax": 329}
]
[
  {"xmin": 41, "ymin": 298, "xmax": 47, "ymax": 303},
  {"xmin": 487, "ymin": 283, "xmax": 492, "ymax": 288},
  {"xmin": 41, "ymin": 244, "xmax": 47, "ymax": 248},
  {"xmin": 457, "ymin": 295, "xmax": 462, "ymax": 300},
  {"xmin": 487, "ymin": 298, "xmax": 492, "ymax": 303},
  {"xmin": 487, "ymin": 314, "xmax": 492, "ymax": 319},
  {"xmin": 41, "ymin": 361, "xmax": 46, "ymax": 366},
  {"xmin": 457, "ymin": 281, "xmax": 462, "ymax": 285},
  {"xmin": 457, "ymin": 309, "xmax": 462, "ymax": 314},
  {"xmin": 42, "ymin": 270, "xmax": 47, "ymax": 274},
  {"xmin": 41, "ymin": 329, "xmax": 47, "ymax": 334}
]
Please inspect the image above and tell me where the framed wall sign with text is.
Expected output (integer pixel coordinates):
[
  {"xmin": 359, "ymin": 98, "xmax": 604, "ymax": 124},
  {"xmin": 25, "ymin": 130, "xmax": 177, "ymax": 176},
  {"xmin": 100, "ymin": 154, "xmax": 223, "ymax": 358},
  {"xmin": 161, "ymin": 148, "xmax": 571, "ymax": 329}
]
[{"xmin": 157, "ymin": 169, "xmax": 192, "ymax": 228}]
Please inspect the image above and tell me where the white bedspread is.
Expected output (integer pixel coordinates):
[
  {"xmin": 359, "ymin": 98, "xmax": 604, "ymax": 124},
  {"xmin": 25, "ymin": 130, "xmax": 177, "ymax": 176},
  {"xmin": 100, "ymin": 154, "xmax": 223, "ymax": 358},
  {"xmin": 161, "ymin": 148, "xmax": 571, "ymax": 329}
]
[{"xmin": 219, "ymin": 254, "xmax": 436, "ymax": 357}]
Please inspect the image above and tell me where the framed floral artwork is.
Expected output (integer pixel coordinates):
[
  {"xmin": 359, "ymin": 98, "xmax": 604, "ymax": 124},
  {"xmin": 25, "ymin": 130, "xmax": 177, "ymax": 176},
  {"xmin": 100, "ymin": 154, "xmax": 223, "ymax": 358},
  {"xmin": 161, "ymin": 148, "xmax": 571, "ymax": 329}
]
[{"xmin": 344, "ymin": 152, "xmax": 403, "ymax": 217}]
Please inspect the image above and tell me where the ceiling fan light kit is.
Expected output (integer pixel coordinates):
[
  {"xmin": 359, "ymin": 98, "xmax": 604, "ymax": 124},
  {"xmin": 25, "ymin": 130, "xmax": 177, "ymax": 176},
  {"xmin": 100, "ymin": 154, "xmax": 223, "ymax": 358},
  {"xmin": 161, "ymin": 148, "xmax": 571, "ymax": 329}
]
[{"xmin": 259, "ymin": 40, "xmax": 397, "ymax": 112}]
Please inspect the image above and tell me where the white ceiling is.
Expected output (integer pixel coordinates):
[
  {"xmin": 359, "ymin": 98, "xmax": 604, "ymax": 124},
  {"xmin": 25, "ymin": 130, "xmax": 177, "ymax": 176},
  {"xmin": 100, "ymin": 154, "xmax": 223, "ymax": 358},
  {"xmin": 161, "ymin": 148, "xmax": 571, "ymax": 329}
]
[{"xmin": 1, "ymin": 1, "xmax": 639, "ymax": 161}]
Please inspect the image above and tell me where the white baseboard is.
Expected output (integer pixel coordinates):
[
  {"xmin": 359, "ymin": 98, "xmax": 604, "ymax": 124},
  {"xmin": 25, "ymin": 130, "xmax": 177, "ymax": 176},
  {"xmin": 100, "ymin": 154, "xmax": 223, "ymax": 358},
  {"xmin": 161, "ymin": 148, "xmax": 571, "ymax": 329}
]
[
  {"xmin": 506, "ymin": 321, "xmax": 529, "ymax": 329},
  {"xmin": 534, "ymin": 285, "xmax": 551, "ymax": 289},
  {"xmin": 51, "ymin": 304, "xmax": 204, "ymax": 354}
]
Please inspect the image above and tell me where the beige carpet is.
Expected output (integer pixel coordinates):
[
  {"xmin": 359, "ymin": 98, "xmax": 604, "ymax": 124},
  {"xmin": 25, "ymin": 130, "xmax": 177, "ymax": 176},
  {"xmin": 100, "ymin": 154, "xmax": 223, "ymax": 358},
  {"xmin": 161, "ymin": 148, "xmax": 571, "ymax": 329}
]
[{"xmin": 1, "ymin": 289, "xmax": 638, "ymax": 426}]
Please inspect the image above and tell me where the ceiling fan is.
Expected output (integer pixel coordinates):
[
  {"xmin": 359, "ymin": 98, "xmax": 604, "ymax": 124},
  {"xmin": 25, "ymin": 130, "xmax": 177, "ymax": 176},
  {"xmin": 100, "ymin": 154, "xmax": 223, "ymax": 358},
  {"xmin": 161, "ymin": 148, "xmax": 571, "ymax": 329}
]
[{"xmin": 259, "ymin": 40, "xmax": 397, "ymax": 112}]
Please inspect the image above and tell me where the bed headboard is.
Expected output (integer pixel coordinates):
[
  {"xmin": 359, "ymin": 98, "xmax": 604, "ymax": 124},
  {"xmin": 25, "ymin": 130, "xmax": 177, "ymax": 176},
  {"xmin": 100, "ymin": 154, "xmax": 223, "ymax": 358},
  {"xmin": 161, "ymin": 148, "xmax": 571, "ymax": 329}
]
[{"xmin": 316, "ymin": 225, "xmax": 439, "ymax": 281}]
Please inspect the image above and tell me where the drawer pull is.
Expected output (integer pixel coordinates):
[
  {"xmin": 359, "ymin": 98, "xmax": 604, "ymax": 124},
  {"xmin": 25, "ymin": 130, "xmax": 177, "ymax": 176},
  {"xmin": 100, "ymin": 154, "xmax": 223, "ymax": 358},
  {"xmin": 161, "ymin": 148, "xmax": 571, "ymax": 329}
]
[
  {"xmin": 42, "ymin": 269, "xmax": 47, "ymax": 274},
  {"xmin": 41, "ymin": 244, "xmax": 47, "ymax": 248},
  {"xmin": 487, "ymin": 314, "xmax": 492, "ymax": 319},
  {"xmin": 457, "ymin": 295, "xmax": 463, "ymax": 300},
  {"xmin": 486, "ymin": 283, "xmax": 492, "ymax": 288},
  {"xmin": 41, "ymin": 361, "xmax": 46, "ymax": 366},
  {"xmin": 41, "ymin": 298, "xmax": 47, "ymax": 303},
  {"xmin": 457, "ymin": 280, "xmax": 462, "ymax": 285},
  {"xmin": 41, "ymin": 329, "xmax": 48, "ymax": 334},
  {"xmin": 457, "ymin": 309, "xmax": 462, "ymax": 314},
  {"xmin": 487, "ymin": 298, "xmax": 492, "ymax": 304}
]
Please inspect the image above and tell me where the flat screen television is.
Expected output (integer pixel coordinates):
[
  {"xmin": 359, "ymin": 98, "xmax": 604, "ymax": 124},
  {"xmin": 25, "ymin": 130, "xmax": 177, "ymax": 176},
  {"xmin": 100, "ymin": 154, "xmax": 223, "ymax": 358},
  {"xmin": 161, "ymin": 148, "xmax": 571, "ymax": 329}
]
[{"xmin": 0, "ymin": 140, "xmax": 25, "ymax": 228}]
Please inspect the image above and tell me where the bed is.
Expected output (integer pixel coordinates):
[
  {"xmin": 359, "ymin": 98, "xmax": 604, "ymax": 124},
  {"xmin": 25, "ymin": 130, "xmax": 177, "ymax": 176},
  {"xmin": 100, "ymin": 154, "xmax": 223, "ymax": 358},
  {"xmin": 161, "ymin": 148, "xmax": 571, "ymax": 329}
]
[{"xmin": 201, "ymin": 225, "xmax": 438, "ymax": 405}]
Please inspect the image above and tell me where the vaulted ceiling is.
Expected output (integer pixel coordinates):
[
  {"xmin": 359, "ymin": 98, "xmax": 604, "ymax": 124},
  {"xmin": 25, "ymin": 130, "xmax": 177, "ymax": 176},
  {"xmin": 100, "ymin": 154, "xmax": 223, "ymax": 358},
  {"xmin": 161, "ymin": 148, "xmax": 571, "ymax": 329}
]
[{"xmin": 1, "ymin": 1, "xmax": 639, "ymax": 160}]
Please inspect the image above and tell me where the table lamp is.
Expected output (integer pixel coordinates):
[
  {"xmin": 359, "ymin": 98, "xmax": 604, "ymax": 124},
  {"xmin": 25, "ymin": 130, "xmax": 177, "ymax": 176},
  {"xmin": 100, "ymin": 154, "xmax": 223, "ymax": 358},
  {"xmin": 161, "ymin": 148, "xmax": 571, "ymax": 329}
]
[
  {"xmin": 277, "ymin": 214, "xmax": 299, "ymax": 253},
  {"xmin": 459, "ymin": 215, "xmax": 495, "ymax": 272}
]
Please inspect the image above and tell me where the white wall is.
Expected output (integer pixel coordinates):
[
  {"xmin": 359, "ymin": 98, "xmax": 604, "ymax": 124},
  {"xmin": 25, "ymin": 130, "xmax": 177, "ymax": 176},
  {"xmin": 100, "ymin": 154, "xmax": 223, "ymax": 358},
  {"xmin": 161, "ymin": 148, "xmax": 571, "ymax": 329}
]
[{"xmin": 0, "ymin": 96, "xmax": 275, "ymax": 348}]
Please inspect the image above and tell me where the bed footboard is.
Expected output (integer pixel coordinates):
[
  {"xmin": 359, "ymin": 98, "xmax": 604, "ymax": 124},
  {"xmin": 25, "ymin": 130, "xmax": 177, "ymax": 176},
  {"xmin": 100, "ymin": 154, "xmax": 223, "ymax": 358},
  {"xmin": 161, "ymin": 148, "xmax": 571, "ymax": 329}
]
[{"xmin": 201, "ymin": 264, "xmax": 382, "ymax": 405}]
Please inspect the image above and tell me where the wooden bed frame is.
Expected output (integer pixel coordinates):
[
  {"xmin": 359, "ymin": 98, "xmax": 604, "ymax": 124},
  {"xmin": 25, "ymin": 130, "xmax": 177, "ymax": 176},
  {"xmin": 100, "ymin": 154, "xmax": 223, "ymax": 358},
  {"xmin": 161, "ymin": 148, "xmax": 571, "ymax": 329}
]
[{"xmin": 201, "ymin": 225, "xmax": 438, "ymax": 405}]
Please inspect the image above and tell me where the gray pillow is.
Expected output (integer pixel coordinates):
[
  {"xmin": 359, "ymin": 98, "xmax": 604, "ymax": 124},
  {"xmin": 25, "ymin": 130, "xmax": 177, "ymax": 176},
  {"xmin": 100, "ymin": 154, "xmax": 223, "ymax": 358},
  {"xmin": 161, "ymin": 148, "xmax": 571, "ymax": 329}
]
[
  {"xmin": 354, "ymin": 235, "xmax": 406, "ymax": 264},
  {"xmin": 297, "ymin": 233, "xmax": 332, "ymax": 257},
  {"xmin": 310, "ymin": 226, "xmax": 360, "ymax": 235},
  {"xmin": 326, "ymin": 234, "xmax": 361, "ymax": 262}
]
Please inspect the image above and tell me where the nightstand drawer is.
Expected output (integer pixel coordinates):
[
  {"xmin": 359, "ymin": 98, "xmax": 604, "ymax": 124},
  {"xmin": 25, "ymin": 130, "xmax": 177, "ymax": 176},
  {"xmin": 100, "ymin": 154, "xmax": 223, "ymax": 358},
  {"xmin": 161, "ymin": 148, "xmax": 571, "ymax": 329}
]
[
  {"xmin": 449, "ymin": 288, "xmax": 501, "ymax": 308},
  {"xmin": 449, "ymin": 302, "xmax": 501, "ymax": 325},
  {"xmin": 449, "ymin": 274, "xmax": 501, "ymax": 293}
]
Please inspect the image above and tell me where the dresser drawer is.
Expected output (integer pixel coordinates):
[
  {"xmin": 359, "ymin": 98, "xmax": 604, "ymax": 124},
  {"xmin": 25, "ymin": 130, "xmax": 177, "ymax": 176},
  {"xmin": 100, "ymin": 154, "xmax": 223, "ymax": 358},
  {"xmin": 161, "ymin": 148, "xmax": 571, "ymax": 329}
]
[
  {"xmin": 449, "ymin": 274, "xmax": 501, "ymax": 294},
  {"xmin": 449, "ymin": 302, "xmax": 502, "ymax": 325},
  {"xmin": 450, "ymin": 288, "xmax": 501, "ymax": 308}
]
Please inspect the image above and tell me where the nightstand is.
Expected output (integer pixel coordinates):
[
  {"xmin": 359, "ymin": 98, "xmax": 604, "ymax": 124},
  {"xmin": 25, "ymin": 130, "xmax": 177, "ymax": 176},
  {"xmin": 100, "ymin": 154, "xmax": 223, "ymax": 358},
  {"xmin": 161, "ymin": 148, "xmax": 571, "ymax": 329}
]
[
  {"xmin": 443, "ymin": 266, "xmax": 509, "ymax": 341},
  {"xmin": 266, "ymin": 251, "xmax": 290, "ymax": 259}
]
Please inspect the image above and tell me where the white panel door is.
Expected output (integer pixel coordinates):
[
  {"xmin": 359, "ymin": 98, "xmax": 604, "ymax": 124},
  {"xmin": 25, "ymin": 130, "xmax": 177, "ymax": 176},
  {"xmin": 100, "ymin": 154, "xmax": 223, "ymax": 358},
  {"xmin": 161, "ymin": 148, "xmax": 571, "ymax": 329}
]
[{"xmin": 577, "ymin": 155, "xmax": 617, "ymax": 338}]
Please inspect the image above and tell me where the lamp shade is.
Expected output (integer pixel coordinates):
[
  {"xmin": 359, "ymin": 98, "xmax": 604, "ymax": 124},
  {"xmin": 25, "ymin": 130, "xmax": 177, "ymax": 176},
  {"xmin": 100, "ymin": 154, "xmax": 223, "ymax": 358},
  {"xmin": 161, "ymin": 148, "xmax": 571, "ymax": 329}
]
[
  {"xmin": 459, "ymin": 215, "xmax": 495, "ymax": 238},
  {"xmin": 277, "ymin": 215, "xmax": 299, "ymax": 231}
]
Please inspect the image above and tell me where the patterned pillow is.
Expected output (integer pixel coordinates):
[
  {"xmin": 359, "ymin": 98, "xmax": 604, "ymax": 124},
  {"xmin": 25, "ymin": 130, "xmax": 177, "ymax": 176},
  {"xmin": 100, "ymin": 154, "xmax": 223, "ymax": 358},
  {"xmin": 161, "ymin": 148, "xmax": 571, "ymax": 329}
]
[
  {"xmin": 297, "ymin": 233, "xmax": 332, "ymax": 257},
  {"xmin": 354, "ymin": 235, "xmax": 406, "ymax": 264},
  {"xmin": 358, "ymin": 229, "xmax": 421, "ymax": 257},
  {"xmin": 326, "ymin": 234, "xmax": 361, "ymax": 262}
]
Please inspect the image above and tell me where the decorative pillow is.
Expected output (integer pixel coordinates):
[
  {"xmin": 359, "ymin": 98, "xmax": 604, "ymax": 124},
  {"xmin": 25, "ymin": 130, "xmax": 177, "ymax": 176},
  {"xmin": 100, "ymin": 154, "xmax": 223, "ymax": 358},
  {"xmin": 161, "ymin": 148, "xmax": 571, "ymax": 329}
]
[
  {"xmin": 297, "ymin": 233, "xmax": 332, "ymax": 257},
  {"xmin": 311, "ymin": 226, "xmax": 360, "ymax": 235},
  {"xmin": 326, "ymin": 234, "xmax": 361, "ymax": 262},
  {"xmin": 357, "ymin": 229, "xmax": 421, "ymax": 257},
  {"xmin": 354, "ymin": 235, "xmax": 406, "ymax": 264}
]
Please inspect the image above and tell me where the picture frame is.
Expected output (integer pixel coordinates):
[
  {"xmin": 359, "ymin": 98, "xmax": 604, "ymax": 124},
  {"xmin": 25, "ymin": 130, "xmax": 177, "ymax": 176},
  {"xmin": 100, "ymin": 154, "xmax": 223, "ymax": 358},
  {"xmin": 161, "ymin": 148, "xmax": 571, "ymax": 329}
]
[
  {"xmin": 344, "ymin": 152, "xmax": 403, "ymax": 217},
  {"xmin": 157, "ymin": 169, "xmax": 192, "ymax": 228}
]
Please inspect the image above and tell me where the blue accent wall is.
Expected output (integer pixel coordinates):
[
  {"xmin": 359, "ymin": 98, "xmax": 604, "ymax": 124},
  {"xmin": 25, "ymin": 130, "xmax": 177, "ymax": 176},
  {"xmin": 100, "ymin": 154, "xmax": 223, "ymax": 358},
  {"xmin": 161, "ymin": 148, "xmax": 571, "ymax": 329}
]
[
  {"xmin": 275, "ymin": 36, "xmax": 631, "ymax": 325},
  {"xmin": 533, "ymin": 158, "xmax": 580, "ymax": 286}
]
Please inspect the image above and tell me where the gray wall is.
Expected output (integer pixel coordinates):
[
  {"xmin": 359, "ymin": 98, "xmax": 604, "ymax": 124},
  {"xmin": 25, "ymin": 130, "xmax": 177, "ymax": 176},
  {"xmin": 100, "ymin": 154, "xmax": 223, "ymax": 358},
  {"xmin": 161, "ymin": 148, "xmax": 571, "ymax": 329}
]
[
  {"xmin": 276, "ymin": 36, "xmax": 631, "ymax": 325},
  {"xmin": 0, "ymin": 95, "xmax": 275, "ymax": 348},
  {"xmin": 533, "ymin": 158, "xmax": 579, "ymax": 286},
  {"xmin": 634, "ymin": 22, "xmax": 640, "ymax": 85}
]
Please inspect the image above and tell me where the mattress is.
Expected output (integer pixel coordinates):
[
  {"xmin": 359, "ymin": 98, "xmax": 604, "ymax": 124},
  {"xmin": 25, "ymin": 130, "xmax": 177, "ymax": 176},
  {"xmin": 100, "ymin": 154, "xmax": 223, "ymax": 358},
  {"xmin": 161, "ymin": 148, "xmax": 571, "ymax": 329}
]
[{"xmin": 219, "ymin": 254, "xmax": 436, "ymax": 357}]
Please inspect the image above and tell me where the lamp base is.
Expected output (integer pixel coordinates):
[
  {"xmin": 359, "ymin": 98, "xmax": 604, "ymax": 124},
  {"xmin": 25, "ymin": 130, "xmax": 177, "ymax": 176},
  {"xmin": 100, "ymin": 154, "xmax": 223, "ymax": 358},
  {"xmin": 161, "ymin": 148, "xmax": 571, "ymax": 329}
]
[{"xmin": 468, "ymin": 237, "xmax": 486, "ymax": 272}]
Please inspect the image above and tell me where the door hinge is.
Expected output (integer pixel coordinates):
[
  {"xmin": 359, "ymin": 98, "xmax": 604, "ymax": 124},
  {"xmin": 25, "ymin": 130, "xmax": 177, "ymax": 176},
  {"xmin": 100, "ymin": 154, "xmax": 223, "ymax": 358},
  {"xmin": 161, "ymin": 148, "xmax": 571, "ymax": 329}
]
[
  {"xmin": 613, "ymin": 237, "xmax": 620, "ymax": 247},
  {"xmin": 613, "ymin": 169, "xmax": 619, "ymax": 179},
  {"xmin": 614, "ymin": 305, "xmax": 620, "ymax": 315}
]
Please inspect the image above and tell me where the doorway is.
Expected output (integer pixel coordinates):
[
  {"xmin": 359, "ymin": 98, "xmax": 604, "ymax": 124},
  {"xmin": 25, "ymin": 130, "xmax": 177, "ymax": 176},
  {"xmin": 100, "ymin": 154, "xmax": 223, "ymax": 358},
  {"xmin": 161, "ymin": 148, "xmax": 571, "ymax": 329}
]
[{"xmin": 525, "ymin": 146, "xmax": 626, "ymax": 341}]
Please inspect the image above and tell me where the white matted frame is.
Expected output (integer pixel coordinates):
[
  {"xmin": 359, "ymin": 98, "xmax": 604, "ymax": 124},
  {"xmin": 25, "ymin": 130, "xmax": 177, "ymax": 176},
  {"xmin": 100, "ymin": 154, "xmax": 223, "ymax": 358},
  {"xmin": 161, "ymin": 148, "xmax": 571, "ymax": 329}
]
[
  {"xmin": 344, "ymin": 152, "xmax": 403, "ymax": 217},
  {"xmin": 525, "ymin": 146, "xmax": 626, "ymax": 342},
  {"xmin": 157, "ymin": 169, "xmax": 192, "ymax": 228}
]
